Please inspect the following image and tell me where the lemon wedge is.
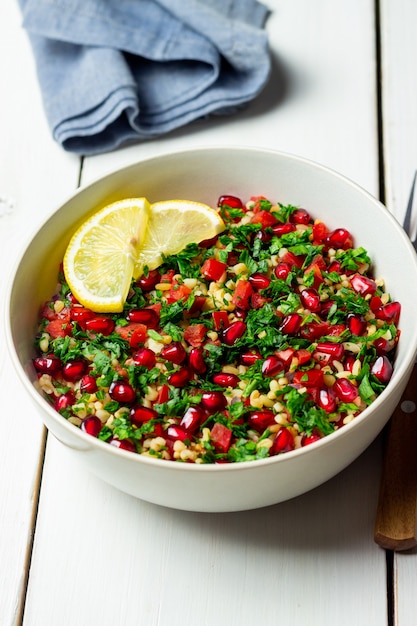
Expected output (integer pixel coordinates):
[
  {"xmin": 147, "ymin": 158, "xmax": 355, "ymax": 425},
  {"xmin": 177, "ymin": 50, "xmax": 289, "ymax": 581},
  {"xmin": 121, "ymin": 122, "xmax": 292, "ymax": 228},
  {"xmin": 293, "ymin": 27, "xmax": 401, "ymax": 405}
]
[
  {"xmin": 63, "ymin": 198, "xmax": 150, "ymax": 313},
  {"xmin": 134, "ymin": 199, "xmax": 225, "ymax": 278}
]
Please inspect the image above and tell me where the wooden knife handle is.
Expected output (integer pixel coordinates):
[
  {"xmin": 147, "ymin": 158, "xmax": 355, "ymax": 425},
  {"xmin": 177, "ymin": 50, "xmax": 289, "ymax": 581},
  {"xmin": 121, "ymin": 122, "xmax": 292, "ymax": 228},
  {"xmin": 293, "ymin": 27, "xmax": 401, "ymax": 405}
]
[{"xmin": 374, "ymin": 364, "xmax": 417, "ymax": 551}]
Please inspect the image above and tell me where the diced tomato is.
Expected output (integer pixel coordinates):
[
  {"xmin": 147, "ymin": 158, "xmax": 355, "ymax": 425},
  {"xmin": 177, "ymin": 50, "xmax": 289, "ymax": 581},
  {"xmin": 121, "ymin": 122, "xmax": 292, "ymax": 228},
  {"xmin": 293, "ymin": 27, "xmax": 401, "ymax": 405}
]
[
  {"xmin": 155, "ymin": 384, "xmax": 170, "ymax": 405},
  {"xmin": 183, "ymin": 324, "xmax": 207, "ymax": 347},
  {"xmin": 304, "ymin": 254, "xmax": 325, "ymax": 288},
  {"xmin": 210, "ymin": 422, "xmax": 232, "ymax": 453},
  {"xmin": 115, "ymin": 323, "xmax": 147, "ymax": 348},
  {"xmin": 295, "ymin": 348, "xmax": 312, "ymax": 366},
  {"xmin": 250, "ymin": 293, "xmax": 269, "ymax": 309},
  {"xmin": 159, "ymin": 269, "xmax": 175, "ymax": 284},
  {"xmin": 312, "ymin": 222, "xmax": 329, "ymax": 244},
  {"xmin": 249, "ymin": 195, "xmax": 269, "ymax": 213},
  {"xmin": 280, "ymin": 250, "xmax": 305, "ymax": 269},
  {"xmin": 232, "ymin": 280, "xmax": 253, "ymax": 310},
  {"xmin": 293, "ymin": 368, "xmax": 324, "ymax": 387},
  {"xmin": 201, "ymin": 258, "xmax": 227, "ymax": 282},
  {"xmin": 188, "ymin": 295, "xmax": 207, "ymax": 314},
  {"xmin": 300, "ymin": 320, "xmax": 330, "ymax": 340},
  {"xmin": 326, "ymin": 323, "xmax": 346, "ymax": 337},
  {"xmin": 275, "ymin": 348, "xmax": 295, "ymax": 367},
  {"xmin": 212, "ymin": 311, "xmax": 230, "ymax": 331},
  {"xmin": 167, "ymin": 281, "xmax": 192, "ymax": 303},
  {"xmin": 45, "ymin": 318, "xmax": 72, "ymax": 338},
  {"xmin": 250, "ymin": 210, "xmax": 277, "ymax": 228}
]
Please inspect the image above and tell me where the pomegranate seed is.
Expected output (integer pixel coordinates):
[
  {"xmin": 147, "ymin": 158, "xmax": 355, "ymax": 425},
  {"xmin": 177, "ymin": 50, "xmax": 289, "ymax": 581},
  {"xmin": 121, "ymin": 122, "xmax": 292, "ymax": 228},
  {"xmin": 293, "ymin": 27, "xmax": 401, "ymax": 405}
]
[
  {"xmin": 127, "ymin": 308, "xmax": 159, "ymax": 328},
  {"xmin": 70, "ymin": 306, "xmax": 95, "ymax": 326},
  {"xmin": 168, "ymin": 367, "xmax": 192, "ymax": 388},
  {"xmin": 325, "ymin": 228, "xmax": 354, "ymax": 250},
  {"xmin": 272, "ymin": 223, "xmax": 296, "ymax": 236},
  {"xmin": 371, "ymin": 355, "xmax": 393, "ymax": 384},
  {"xmin": 374, "ymin": 337, "xmax": 395, "ymax": 355},
  {"xmin": 54, "ymin": 390, "xmax": 76, "ymax": 412},
  {"xmin": 110, "ymin": 438, "xmax": 136, "ymax": 452},
  {"xmin": 262, "ymin": 355, "xmax": 285, "ymax": 377},
  {"xmin": 280, "ymin": 313, "xmax": 302, "ymax": 335},
  {"xmin": 374, "ymin": 301, "xmax": 401, "ymax": 325},
  {"xmin": 62, "ymin": 360, "xmax": 87, "ymax": 382},
  {"xmin": 248, "ymin": 410, "xmax": 276, "ymax": 431},
  {"xmin": 270, "ymin": 427, "xmax": 294, "ymax": 455},
  {"xmin": 333, "ymin": 378, "xmax": 358, "ymax": 402},
  {"xmin": 320, "ymin": 300, "xmax": 336, "ymax": 318},
  {"xmin": 188, "ymin": 347, "xmax": 207, "ymax": 374},
  {"xmin": 129, "ymin": 405, "xmax": 158, "ymax": 427},
  {"xmin": 300, "ymin": 288, "xmax": 321, "ymax": 312},
  {"xmin": 344, "ymin": 355, "xmax": 356, "ymax": 372},
  {"xmin": 201, "ymin": 391, "xmax": 227, "ymax": 413},
  {"xmin": 302, "ymin": 433, "xmax": 322, "ymax": 446},
  {"xmin": 81, "ymin": 415, "xmax": 102, "ymax": 437},
  {"xmin": 133, "ymin": 347, "xmax": 156, "ymax": 369},
  {"xmin": 218, "ymin": 195, "xmax": 243, "ymax": 209},
  {"xmin": 347, "ymin": 313, "xmax": 367, "ymax": 335},
  {"xmin": 255, "ymin": 230, "xmax": 272, "ymax": 243},
  {"xmin": 180, "ymin": 406, "xmax": 206, "ymax": 434},
  {"xmin": 212, "ymin": 373, "xmax": 240, "ymax": 387},
  {"xmin": 33, "ymin": 355, "xmax": 62, "ymax": 375},
  {"xmin": 249, "ymin": 273, "xmax": 271, "ymax": 290},
  {"xmin": 350, "ymin": 274, "xmax": 377, "ymax": 296},
  {"xmin": 327, "ymin": 260, "xmax": 342, "ymax": 274},
  {"xmin": 318, "ymin": 387, "xmax": 337, "ymax": 413},
  {"xmin": 136, "ymin": 269, "xmax": 161, "ymax": 291},
  {"xmin": 222, "ymin": 321, "xmax": 246, "ymax": 346},
  {"xmin": 166, "ymin": 424, "xmax": 188, "ymax": 441},
  {"xmin": 161, "ymin": 342, "xmax": 187, "ymax": 365},
  {"xmin": 240, "ymin": 350, "xmax": 262, "ymax": 365},
  {"xmin": 290, "ymin": 208, "xmax": 311, "ymax": 224},
  {"xmin": 79, "ymin": 374, "xmax": 98, "ymax": 394},
  {"xmin": 85, "ymin": 316, "xmax": 115, "ymax": 335},
  {"xmin": 274, "ymin": 262, "xmax": 292, "ymax": 280},
  {"xmin": 109, "ymin": 381, "xmax": 136, "ymax": 404},
  {"xmin": 315, "ymin": 342, "xmax": 345, "ymax": 360}
]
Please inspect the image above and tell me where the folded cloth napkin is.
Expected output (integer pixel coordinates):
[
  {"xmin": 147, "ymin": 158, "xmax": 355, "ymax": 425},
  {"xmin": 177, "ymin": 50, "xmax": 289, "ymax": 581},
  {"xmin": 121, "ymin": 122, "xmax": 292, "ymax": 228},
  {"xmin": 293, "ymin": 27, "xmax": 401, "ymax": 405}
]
[{"xmin": 19, "ymin": 0, "xmax": 271, "ymax": 155}]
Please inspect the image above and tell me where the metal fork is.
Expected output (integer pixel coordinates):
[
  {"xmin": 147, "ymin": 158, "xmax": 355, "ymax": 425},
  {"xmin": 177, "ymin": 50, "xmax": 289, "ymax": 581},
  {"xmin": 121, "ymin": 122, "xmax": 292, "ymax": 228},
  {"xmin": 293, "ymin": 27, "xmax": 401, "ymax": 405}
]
[{"xmin": 374, "ymin": 172, "xmax": 417, "ymax": 551}]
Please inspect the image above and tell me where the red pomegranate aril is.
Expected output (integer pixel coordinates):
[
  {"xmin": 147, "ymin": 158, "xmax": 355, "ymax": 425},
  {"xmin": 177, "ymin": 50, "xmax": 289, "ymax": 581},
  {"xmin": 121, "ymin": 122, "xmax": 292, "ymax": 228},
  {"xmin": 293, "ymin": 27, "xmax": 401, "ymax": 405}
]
[
  {"xmin": 350, "ymin": 274, "xmax": 377, "ymax": 296},
  {"xmin": 54, "ymin": 390, "xmax": 76, "ymax": 412},
  {"xmin": 318, "ymin": 387, "xmax": 337, "ymax": 413},
  {"xmin": 374, "ymin": 301, "xmax": 401, "ymax": 325},
  {"xmin": 81, "ymin": 415, "xmax": 102, "ymax": 437},
  {"xmin": 325, "ymin": 228, "xmax": 354, "ymax": 250},
  {"xmin": 127, "ymin": 307, "xmax": 159, "ymax": 328},
  {"xmin": 249, "ymin": 273, "xmax": 271, "ymax": 291},
  {"xmin": 274, "ymin": 262, "xmax": 292, "ymax": 281},
  {"xmin": 240, "ymin": 350, "xmax": 262, "ymax": 365},
  {"xmin": 79, "ymin": 374, "xmax": 98, "ymax": 394},
  {"xmin": 290, "ymin": 208, "xmax": 311, "ymax": 224},
  {"xmin": 262, "ymin": 355, "xmax": 285, "ymax": 377},
  {"xmin": 166, "ymin": 424, "xmax": 188, "ymax": 442},
  {"xmin": 347, "ymin": 313, "xmax": 367, "ymax": 336},
  {"xmin": 218, "ymin": 194, "xmax": 243, "ymax": 209},
  {"xmin": 222, "ymin": 320, "xmax": 246, "ymax": 346},
  {"xmin": 70, "ymin": 306, "xmax": 95, "ymax": 326},
  {"xmin": 248, "ymin": 410, "xmax": 276, "ymax": 431},
  {"xmin": 62, "ymin": 360, "xmax": 87, "ymax": 382},
  {"xmin": 371, "ymin": 355, "xmax": 393, "ymax": 384},
  {"xmin": 130, "ymin": 405, "xmax": 158, "ymax": 427},
  {"xmin": 327, "ymin": 260, "xmax": 342, "ymax": 274},
  {"xmin": 180, "ymin": 406, "xmax": 206, "ymax": 434},
  {"xmin": 110, "ymin": 438, "xmax": 136, "ymax": 452},
  {"xmin": 212, "ymin": 373, "xmax": 240, "ymax": 387},
  {"xmin": 300, "ymin": 288, "xmax": 321, "ymax": 312},
  {"xmin": 333, "ymin": 378, "xmax": 358, "ymax": 402},
  {"xmin": 201, "ymin": 390, "xmax": 227, "ymax": 413},
  {"xmin": 374, "ymin": 337, "xmax": 395, "ymax": 355},
  {"xmin": 270, "ymin": 427, "xmax": 294, "ymax": 455},
  {"xmin": 33, "ymin": 355, "xmax": 62, "ymax": 375},
  {"xmin": 302, "ymin": 433, "xmax": 322, "ymax": 446},
  {"xmin": 136, "ymin": 269, "xmax": 161, "ymax": 291},
  {"xmin": 280, "ymin": 313, "xmax": 302, "ymax": 335},
  {"xmin": 188, "ymin": 347, "xmax": 207, "ymax": 374},
  {"xmin": 272, "ymin": 222, "xmax": 296, "ymax": 236},
  {"xmin": 168, "ymin": 367, "xmax": 192, "ymax": 388},
  {"xmin": 315, "ymin": 342, "xmax": 345, "ymax": 360},
  {"xmin": 109, "ymin": 381, "xmax": 136, "ymax": 404},
  {"xmin": 255, "ymin": 229, "xmax": 272, "ymax": 243},
  {"xmin": 133, "ymin": 347, "xmax": 156, "ymax": 369},
  {"xmin": 161, "ymin": 342, "xmax": 187, "ymax": 365},
  {"xmin": 344, "ymin": 355, "xmax": 356, "ymax": 372},
  {"xmin": 85, "ymin": 316, "xmax": 115, "ymax": 336}
]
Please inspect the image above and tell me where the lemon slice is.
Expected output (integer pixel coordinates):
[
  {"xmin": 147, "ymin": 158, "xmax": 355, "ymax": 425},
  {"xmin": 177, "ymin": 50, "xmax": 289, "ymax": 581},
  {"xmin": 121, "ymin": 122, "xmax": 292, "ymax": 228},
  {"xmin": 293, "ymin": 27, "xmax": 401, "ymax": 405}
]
[
  {"xmin": 63, "ymin": 198, "xmax": 150, "ymax": 313},
  {"xmin": 134, "ymin": 199, "xmax": 225, "ymax": 278}
]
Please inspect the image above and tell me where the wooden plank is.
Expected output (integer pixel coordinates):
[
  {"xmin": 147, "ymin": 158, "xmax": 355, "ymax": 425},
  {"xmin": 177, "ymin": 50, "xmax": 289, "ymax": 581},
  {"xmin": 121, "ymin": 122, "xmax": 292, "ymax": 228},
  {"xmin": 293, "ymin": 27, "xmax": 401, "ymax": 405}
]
[
  {"xmin": 21, "ymin": 1, "xmax": 389, "ymax": 625},
  {"xmin": 379, "ymin": 1, "xmax": 417, "ymax": 624},
  {"xmin": 0, "ymin": 3, "xmax": 81, "ymax": 625}
]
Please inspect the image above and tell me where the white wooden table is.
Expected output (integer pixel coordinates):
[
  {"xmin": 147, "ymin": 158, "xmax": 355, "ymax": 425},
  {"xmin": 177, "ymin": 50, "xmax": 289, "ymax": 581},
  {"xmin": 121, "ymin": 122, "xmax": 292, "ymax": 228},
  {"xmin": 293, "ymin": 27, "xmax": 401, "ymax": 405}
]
[{"xmin": 1, "ymin": 1, "xmax": 417, "ymax": 624}]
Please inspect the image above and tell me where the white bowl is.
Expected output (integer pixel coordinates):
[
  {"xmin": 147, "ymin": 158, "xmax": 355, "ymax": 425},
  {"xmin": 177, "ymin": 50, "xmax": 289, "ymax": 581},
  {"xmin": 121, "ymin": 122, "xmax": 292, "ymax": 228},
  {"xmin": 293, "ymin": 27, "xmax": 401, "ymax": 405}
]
[{"xmin": 6, "ymin": 147, "xmax": 417, "ymax": 512}]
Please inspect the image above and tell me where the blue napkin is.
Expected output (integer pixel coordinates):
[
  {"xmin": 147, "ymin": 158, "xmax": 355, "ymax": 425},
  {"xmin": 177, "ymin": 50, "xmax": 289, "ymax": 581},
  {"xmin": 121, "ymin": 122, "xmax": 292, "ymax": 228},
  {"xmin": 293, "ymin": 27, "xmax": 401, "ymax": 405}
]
[{"xmin": 19, "ymin": 0, "xmax": 271, "ymax": 155}]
